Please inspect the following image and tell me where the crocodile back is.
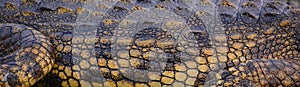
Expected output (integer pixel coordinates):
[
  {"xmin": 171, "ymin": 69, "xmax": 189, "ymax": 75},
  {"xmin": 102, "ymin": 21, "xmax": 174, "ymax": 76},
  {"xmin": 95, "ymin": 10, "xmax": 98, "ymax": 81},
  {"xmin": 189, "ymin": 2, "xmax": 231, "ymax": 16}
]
[{"xmin": 0, "ymin": 0, "xmax": 299, "ymax": 87}]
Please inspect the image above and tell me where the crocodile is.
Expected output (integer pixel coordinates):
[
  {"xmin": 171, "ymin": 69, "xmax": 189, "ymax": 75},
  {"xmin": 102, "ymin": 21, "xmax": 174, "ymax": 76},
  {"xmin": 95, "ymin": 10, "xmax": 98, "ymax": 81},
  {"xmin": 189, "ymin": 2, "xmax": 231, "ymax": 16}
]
[{"xmin": 0, "ymin": 0, "xmax": 300, "ymax": 87}]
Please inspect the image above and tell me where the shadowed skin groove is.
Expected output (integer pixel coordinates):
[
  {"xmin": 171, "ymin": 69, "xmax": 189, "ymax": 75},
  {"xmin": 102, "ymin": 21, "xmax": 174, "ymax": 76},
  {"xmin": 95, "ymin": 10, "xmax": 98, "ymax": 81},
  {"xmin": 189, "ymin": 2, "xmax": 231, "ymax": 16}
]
[{"xmin": 0, "ymin": 0, "xmax": 299, "ymax": 87}]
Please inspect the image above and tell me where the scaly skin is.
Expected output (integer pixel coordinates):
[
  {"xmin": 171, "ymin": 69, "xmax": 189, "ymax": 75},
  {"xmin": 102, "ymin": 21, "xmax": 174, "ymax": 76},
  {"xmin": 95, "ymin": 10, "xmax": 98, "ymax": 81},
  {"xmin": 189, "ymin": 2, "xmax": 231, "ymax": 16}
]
[{"xmin": 0, "ymin": 0, "xmax": 299, "ymax": 87}]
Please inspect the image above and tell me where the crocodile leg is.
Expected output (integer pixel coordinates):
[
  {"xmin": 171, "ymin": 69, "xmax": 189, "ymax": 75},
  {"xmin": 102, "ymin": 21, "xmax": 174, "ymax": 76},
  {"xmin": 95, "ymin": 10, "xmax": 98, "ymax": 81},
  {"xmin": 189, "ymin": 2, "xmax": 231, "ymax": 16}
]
[
  {"xmin": 0, "ymin": 24, "xmax": 54, "ymax": 87},
  {"xmin": 225, "ymin": 59, "xmax": 300, "ymax": 86}
]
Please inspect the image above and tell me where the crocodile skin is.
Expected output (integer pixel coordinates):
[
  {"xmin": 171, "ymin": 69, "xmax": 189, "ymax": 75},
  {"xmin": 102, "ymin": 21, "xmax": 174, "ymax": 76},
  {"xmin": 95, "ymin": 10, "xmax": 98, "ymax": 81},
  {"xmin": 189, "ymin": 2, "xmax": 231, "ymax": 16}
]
[{"xmin": 0, "ymin": 0, "xmax": 299, "ymax": 87}]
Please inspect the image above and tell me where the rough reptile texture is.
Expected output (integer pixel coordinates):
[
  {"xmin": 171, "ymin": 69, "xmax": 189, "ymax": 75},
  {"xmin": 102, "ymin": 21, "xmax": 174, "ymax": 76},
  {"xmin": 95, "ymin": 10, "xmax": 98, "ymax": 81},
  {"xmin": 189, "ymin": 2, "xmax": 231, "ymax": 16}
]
[{"xmin": 0, "ymin": 0, "xmax": 300, "ymax": 87}]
